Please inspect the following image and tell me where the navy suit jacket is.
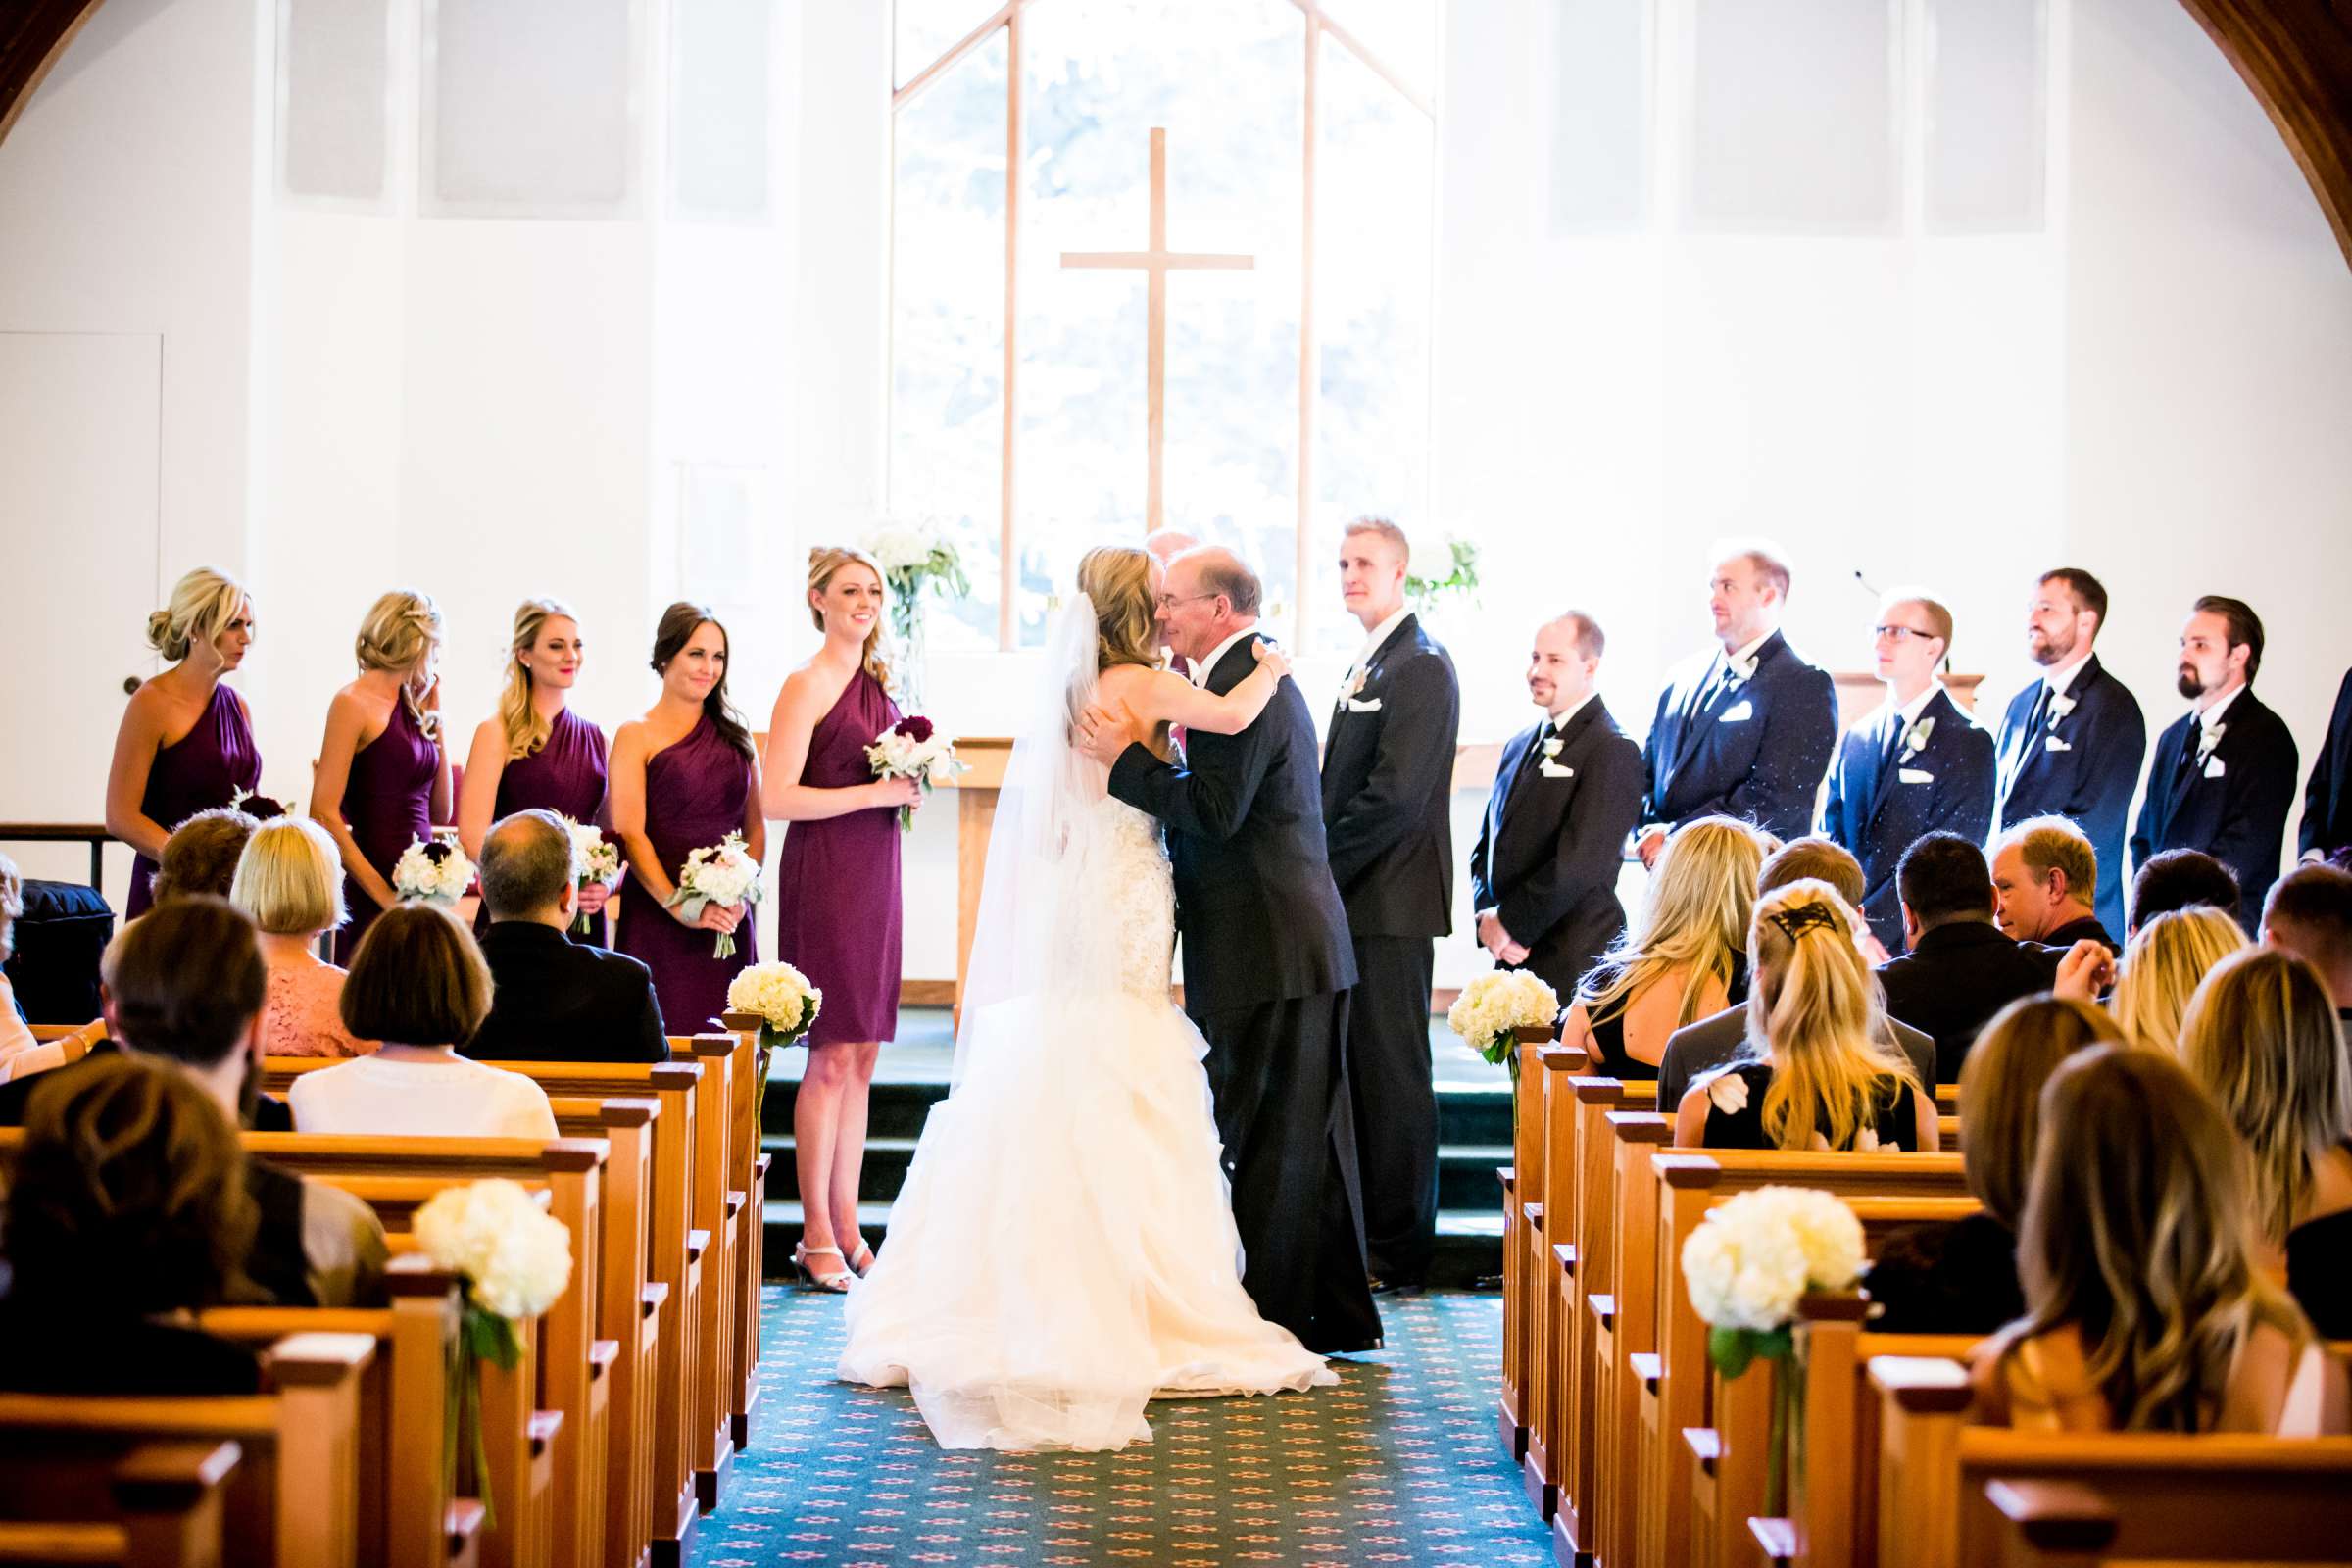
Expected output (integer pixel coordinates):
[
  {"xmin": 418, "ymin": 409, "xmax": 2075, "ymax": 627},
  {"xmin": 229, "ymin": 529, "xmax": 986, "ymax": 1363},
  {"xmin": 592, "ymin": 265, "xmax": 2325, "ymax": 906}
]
[
  {"xmin": 1642, "ymin": 630, "xmax": 1837, "ymax": 841},
  {"xmin": 1992, "ymin": 653, "xmax": 2146, "ymax": 940},
  {"xmin": 2302, "ymin": 667, "xmax": 2352, "ymax": 860},
  {"xmin": 1319, "ymin": 613, "xmax": 1461, "ymax": 941},
  {"xmin": 2132, "ymin": 688, "xmax": 2300, "ymax": 931},
  {"xmin": 1819, "ymin": 687, "xmax": 1997, "ymax": 952}
]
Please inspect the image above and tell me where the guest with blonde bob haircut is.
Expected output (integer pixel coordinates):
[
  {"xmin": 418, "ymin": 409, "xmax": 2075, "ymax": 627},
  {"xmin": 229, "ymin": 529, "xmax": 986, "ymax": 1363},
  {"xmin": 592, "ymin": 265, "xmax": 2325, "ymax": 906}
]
[
  {"xmin": 229, "ymin": 817, "xmax": 370, "ymax": 1058},
  {"xmin": 2110, "ymin": 905, "xmax": 2248, "ymax": 1054},
  {"xmin": 1561, "ymin": 815, "xmax": 1764, "ymax": 1078},
  {"xmin": 1975, "ymin": 1047, "xmax": 2347, "ymax": 1434}
]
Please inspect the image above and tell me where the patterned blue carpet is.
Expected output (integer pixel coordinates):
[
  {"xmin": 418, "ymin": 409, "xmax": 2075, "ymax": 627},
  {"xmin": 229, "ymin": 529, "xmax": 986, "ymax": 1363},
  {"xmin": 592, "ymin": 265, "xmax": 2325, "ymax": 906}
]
[{"xmin": 694, "ymin": 1285, "xmax": 1551, "ymax": 1566}]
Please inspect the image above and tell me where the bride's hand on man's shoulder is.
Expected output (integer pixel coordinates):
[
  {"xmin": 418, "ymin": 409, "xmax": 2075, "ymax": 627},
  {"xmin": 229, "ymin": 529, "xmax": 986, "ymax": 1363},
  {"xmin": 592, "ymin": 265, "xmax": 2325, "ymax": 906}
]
[
  {"xmin": 1073, "ymin": 702, "xmax": 1136, "ymax": 765},
  {"xmin": 1250, "ymin": 638, "xmax": 1291, "ymax": 681}
]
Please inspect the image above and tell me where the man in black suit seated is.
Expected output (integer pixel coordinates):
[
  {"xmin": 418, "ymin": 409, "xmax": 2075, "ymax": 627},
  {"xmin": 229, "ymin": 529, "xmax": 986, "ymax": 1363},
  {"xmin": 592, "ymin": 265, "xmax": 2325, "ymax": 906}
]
[
  {"xmin": 2128, "ymin": 848, "xmax": 2241, "ymax": 935},
  {"xmin": 1638, "ymin": 540, "xmax": 1837, "ymax": 864},
  {"xmin": 1318, "ymin": 518, "xmax": 1461, "ymax": 1292},
  {"xmin": 1820, "ymin": 590, "xmax": 1995, "ymax": 953},
  {"xmin": 1654, "ymin": 837, "xmax": 1936, "ymax": 1111},
  {"xmin": 1990, "ymin": 815, "xmax": 2118, "ymax": 954},
  {"xmin": 464, "ymin": 809, "xmax": 669, "ymax": 1063},
  {"xmin": 1470, "ymin": 611, "xmax": 1644, "ymax": 1006},
  {"xmin": 2260, "ymin": 864, "xmax": 2352, "ymax": 1026},
  {"xmin": 2132, "ymin": 596, "xmax": 2300, "ymax": 935},
  {"xmin": 1991, "ymin": 567, "xmax": 2146, "ymax": 941},
  {"xmin": 1876, "ymin": 833, "xmax": 2064, "ymax": 1081},
  {"xmin": 2300, "ymin": 667, "xmax": 2352, "ymax": 869}
]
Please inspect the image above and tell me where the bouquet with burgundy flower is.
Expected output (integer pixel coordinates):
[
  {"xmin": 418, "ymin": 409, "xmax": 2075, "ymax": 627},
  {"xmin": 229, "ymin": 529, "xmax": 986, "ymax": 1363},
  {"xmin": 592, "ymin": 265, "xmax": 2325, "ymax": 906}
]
[
  {"xmin": 864, "ymin": 715, "xmax": 966, "ymax": 831},
  {"xmin": 228, "ymin": 785, "xmax": 289, "ymax": 821},
  {"xmin": 393, "ymin": 835, "xmax": 474, "ymax": 906}
]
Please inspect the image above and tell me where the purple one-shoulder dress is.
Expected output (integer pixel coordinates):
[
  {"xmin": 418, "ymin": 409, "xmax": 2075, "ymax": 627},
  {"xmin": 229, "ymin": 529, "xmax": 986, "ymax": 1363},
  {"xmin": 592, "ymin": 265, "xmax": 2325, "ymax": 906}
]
[
  {"xmin": 485, "ymin": 708, "xmax": 612, "ymax": 947},
  {"xmin": 773, "ymin": 669, "xmax": 903, "ymax": 1047},
  {"xmin": 615, "ymin": 713, "xmax": 757, "ymax": 1033},
  {"xmin": 334, "ymin": 699, "xmax": 440, "ymax": 964},
  {"xmin": 126, "ymin": 684, "xmax": 263, "ymax": 917}
]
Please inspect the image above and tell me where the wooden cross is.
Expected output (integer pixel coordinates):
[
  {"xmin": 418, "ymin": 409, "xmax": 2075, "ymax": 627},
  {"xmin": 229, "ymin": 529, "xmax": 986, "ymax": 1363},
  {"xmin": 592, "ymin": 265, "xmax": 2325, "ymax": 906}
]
[{"xmin": 1060, "ymin": 126, "xmax": 1254, "ymax": 531}]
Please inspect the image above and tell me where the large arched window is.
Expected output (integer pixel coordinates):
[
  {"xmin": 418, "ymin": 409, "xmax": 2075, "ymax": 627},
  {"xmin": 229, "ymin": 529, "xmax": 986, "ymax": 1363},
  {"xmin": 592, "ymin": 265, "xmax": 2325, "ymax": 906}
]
[{"xmin": 890, "ymin": 0, "xmax": 1437, "ymax": 653}]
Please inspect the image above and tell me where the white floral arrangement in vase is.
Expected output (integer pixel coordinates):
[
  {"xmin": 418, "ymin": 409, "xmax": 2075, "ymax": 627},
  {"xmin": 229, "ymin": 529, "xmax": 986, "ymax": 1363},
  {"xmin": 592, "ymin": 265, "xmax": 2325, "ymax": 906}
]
[
  {"xmin": 558, "ymin": 815, "xmax": 622, "ymax": 936},
  {"xmin": 1446, "ymin": 968, "xmax": 1561, "ymax": 1066},
  {"xmin": 392, "ymin": 834, "xmax": 475, "ymax": 906},
  {"xmin": 725, "ymin": 961, "xmax": 824, "ymax": 1119},
  {"xmin": 665, "ymin": 830, "xmax": 763, "ymax": 959},
  {"xmin": 866, "ymin": 520, "xmax": 970, "ymax": 707}
]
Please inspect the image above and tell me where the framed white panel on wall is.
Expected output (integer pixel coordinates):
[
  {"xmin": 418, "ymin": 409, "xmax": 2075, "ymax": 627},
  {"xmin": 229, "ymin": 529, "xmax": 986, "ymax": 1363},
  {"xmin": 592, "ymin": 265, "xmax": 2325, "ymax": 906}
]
[
  {"xmin": 670, "ymin": 0, "xmax": 773, "ymax": 220},
  {"xmin": 276, "ymin": 0, "xmax": 400, "ymax": 210},
  {"xmin": 421, "ymin": 0, "xmax": 643, "ymax": 219},
  {"xmin": 1547, "ymin": 0, "xmax": 1653, "ymax": 235},
  {"xmin": 1923, "ymin": 0, "xmax": 2046, "ymax": 232}
]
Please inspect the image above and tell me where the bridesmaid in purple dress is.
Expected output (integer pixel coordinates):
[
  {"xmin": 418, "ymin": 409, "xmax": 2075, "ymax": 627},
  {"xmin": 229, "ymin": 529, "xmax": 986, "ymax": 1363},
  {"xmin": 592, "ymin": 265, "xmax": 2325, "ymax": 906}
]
[
  {"xmin": 762, "ymin": 547, "xmax": 923, "ymax": 1290},
  {"xmin": 312, "ymin": 591, "xmax": 452, "ymax": 964},
  {"xmin": 106, "ymin": 568, "xmax": 263, "ymax": 917},
  {"xmin": 612, "ymin": 604, "xmax": 765, "ymax": 1034},
  {"xmin": 458, "ymin": 600, "xmax": 612, "ymax": 946}
]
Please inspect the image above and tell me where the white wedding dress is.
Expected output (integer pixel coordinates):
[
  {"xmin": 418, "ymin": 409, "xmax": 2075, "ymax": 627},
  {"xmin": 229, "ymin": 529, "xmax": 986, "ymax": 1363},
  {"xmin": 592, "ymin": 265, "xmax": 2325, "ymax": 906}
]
[{"xmin": 837, "ymin": 596, "xmax": 1336, "ymax": 1451}]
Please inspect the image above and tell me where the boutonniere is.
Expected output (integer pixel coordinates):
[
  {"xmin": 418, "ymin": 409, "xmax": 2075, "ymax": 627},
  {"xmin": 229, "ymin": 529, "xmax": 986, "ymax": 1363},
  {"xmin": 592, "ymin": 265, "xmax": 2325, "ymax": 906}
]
[
  {"xmin": 1725, "ymin": 653, "xmax": 1759, "ymax": 687},
  {"xmin": 1541, "ymin": 736, "xmax": 1564, "ymax": 760},
  {"xmin": 2196, "ymin": 722, "xmax": 2226, "ymax": 762},
  {"xmin": 1898, "ymin": 714, "xmax": 1934, "ymax": 764},
  {"xmin": 2045, "ymin": 692, "xmax": 2078, "ymax": 728},
  {"xmin": 1341, "ymin": 666, "xmax": 1369, "ymax": 703}
]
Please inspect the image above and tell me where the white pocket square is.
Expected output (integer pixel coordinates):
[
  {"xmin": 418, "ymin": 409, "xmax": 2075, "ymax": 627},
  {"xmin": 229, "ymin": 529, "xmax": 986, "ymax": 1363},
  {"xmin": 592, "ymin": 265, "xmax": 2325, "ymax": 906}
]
[
  {"xmin": 2203, "ymin": 757, "xmax": 2226, "ymax": 779},
  {"xmin": 1718, "ymin": 701, "xmax": 1754, "ymax": 723},
  {"xmin": 1345, "ymin": 697, "xmax": 1383, "ymax": 713},
  {"xmin": 2044, "ymin": 736, "xmax": 2072, "ymax": 753},
  {"xmin": 1898, "ymin": 767, "xmax": 1935, "ymax": 785},
  {"xmin": 1539, "ymin": 762, "xmax": 1574, "ymax": 779}
]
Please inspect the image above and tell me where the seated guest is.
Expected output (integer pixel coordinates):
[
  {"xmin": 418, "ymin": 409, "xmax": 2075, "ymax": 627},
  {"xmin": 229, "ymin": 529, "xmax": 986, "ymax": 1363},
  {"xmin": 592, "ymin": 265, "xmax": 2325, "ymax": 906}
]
[
  {"xmin": 2261, "ymin": 863, "xmax": 2352, "ymax": 1023},
  {"xmin": 0, "ymin": 1055, "xmax": 265, "ymax": 1394},
  {"xmin": 291, "ymin": 903, "xmax": 558, "ymax": 1138},
  {"xmin": 1818, "ymin": 590, "xmax": 1994, "ymax": 952},
  {"xmin": 1990, "ymin": 815, "xmax": 2117, "ymax": 953},
  {"xmin": 147, "ymin": 806, "xmax": 262, "ymax": 906},
  {"xmin": 2180, "ymin": 947, "xmax": 2352, "ymax": 1338},
  {"xmin": 1866, "ymin": 997, "xmax": 2120, "ymax": 1333},
  {"xmin": 2300, "ymin": 665, "xmax": 2352, "ymax": 867},
  {"xmin": 230, "ymin": 817, "xmax": 372, "ymax": 1058},
  {"xmin": 2108, "ymin": 906, "xmax": 2247, "ymax": 1054},
  {"xmin": 0, "ymin": 899, "xmax": 384, "ymax": 1305},
  {"xmin": 2130, "ymin": 847, "xmax": 2241, "ymax": 934},
  {"xmin": 1558, "ymin": 816, "xmax": 1762, "ymax": 1080},
  {"xmin": 0, "ymin": 852, "xmax": 32, "ymax": 1071},
  {"xmin": 1673, "ymin": 880, "xmax": 1936, "ymax": 1152},
  {"xmin": 1655, "ymin": 837, "xmax": 1936, "ymax": 1109},
  {"xmin": 1877, "ymin": 833, "xmax": 2064, "ymax": 1081},
  {"xmin": 1973, "ymin": 1047, "xmax": 2347, "ymax": 1433}
]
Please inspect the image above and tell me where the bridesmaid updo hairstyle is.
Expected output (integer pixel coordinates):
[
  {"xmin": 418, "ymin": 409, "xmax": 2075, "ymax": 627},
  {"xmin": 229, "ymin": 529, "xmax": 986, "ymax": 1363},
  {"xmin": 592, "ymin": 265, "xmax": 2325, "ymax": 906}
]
[
  {"xmin": 498, "ymin": 597, "xmax": 578, "ymax": 760},
  {"xmin": 147, "ymin": 567, "xmax": 249, "ymax": 662},
  {"xmin": 806, "ymin": 547, "xmax": 895, "ymax": 693},
  {"xmin": 354, "ymin": 589, "xmax": 445, "ymax": 729},
  {"xmin": 649, "ymin": 601, "xmax": 756, "ymax": 760},
  {"xmin": 1077, "ymin": 546, "xmax": 1159, "ymax": 672}
]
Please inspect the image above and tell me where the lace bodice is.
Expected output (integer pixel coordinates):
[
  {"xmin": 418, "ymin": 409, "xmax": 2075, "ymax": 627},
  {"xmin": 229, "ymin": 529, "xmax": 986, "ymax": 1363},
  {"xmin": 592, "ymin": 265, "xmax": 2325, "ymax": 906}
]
[{"xmin": 1083, "ymin": 790, "xmax": 1175, "ymax": 1001}]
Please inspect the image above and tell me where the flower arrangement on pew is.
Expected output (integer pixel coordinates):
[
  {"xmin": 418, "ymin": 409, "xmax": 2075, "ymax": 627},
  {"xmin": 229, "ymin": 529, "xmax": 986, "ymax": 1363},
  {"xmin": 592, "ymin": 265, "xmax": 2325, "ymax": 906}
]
[
  {"xmin": 725, "ymin": 960, "xmax": 823, "ymax": 1121},
  {"xmin": 666, "ymin": 830, "xmax": 763, "ymax": 958},
  {"xmin": 865, "ymin": 715, "xmax": 967, "ymax": 831},
  {"xmin": 393, "ymin": 834, "xmax": 474, "ymax": 907},
  {"xmin": 415, "ymin": 1179, "xmax": 574, "ymax": 1526},
  {"xmin": 1682, "ymin": 1186, "xmax": 1866, "ymax": 1515},
  {"xmin": 558, "ymin": 814, "xmax": 622, "ymax": 936},
  {"xmin": 1447, "ymin": 968, "xmax": 1561, "ymax": 1066}
]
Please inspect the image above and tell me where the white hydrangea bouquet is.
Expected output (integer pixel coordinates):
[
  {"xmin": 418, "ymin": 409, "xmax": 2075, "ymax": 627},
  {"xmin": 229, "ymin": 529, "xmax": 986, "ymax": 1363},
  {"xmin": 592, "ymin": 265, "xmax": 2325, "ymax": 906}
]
[
  {"xmin": 392, "ymin": 833, "xmax": 474, "ymax": 906},
  {"xmin": 558, "ymin": 814, "xmax": 622, "ymax": 936},
  {"xmin": 414, "ymin": 1179, "xmax": 574, "ymax": 1526},
  {"xmin": 1681, "ymin": 1186, "xmax": 1865, "ymax": 1514},
  {"xmin": 864, "ymin": 714, "xmax": 968, "ymax": 831},
  {"xmin": 1446, "ymin": 968, "xmax": 1561, "ymax": 1066},
  {"xmin": 725, "ymin": 961, "xmax": 823, "ymax": 1119},
  {"xmin": 665, "ymin": 830, "xmax": 763, "ymax": 959}
]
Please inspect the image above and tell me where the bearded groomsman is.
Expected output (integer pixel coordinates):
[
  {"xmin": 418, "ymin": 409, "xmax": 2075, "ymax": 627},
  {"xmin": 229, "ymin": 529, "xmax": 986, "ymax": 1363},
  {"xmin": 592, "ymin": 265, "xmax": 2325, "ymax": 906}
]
[
  {"xmin": 1470, "ymin": 612, "xmax": 1645, "ymax": 1004},
  {"xmin": 1819, "ymin": 592, "xmax": 1995, "ymax": 953},
  {"xmin": 1992, "ymin": 568, "xmax": 2146, "ymax": 941},
  {"xmin": 2132, "ymin": 596, "xmax": 2299, "ymax": 933},
  {"xmin": 1319, "ymin": 517, "xmax": 1460, "ymax": 1294},
  {"xmin": 1638, "ymin": 541, "xmax": 1836, "ymax": 864}
]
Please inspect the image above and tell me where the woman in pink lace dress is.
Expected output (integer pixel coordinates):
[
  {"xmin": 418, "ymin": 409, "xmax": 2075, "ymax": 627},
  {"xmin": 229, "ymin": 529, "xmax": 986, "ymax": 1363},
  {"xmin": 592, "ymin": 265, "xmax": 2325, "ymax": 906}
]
[{"xmin": 230, "ymin": 818, "xmax": 374, "ymax": 1058}]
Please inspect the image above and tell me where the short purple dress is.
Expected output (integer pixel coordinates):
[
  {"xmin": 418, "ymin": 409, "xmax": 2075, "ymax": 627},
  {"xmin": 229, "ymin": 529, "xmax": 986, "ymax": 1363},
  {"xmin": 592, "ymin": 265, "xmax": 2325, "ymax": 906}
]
[
  {"xmin": 334, "ymin": 700, "xmax": 440, "ymax": 964},
  {"xmin": 126, "ymin": 684, "xmax": 262, "ymax": 917},
  {"xmin": 485, "ymin": 708, "xmax": 611, "ymax": 947},
  {"xmin": 615, "ymin": 713, "xmax": 757, "ymax": 1033},
  {"xmin": 773, "ymin": 669, "xmax": 903, "ymax": 1047}
]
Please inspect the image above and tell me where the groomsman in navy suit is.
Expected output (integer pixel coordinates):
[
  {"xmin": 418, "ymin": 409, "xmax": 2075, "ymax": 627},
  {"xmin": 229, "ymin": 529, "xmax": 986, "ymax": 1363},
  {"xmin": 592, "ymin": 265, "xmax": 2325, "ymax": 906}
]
[
  {"xmin": 2132, "ymin": 596, "xmax": 2299, "ymax": 933},
  {"xmin": 1992, "ymin": 568, "xmax": 2146, "ymax": 941},
  {"xmin": 1639, "ymin": 542, "xmax": 1837, "ymax": 864},
  {"xmin": 2299, "ymin": 666, "xmax": 2352, "ymax": 867},
  {"xmin": 1470, "ymin": 611, "xmax": 1646, "ymax": 1004},
  {"xmin": 1819, "ymin": 592, "xmax": 1995, "ymax": 953}
]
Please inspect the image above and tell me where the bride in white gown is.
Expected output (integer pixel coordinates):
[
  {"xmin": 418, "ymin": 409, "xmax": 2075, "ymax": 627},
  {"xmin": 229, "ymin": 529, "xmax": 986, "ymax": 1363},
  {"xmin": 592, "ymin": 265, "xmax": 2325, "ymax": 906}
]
[{"xmin": 837, "ymin": 546, "xmax": 1339, "ymax": 1451}]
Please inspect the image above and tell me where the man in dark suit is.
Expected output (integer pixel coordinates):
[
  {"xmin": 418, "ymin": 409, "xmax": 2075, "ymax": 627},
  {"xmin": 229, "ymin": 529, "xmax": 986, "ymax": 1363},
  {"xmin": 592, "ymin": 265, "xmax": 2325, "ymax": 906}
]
[
  {"xmin": 1990, "ymin": 815, "xmax": 2118, "ymax": 953},
  {"xmin": 1081, "ymin": 547, "xmax": 1381, "ymax": 1353},
  {"xmin": 1876, "ymin": 833, "xmax": 2064, "ymax": 1081},
  {"xmin": 1655, "ymin": 838, "xmax": 1936, "ymax": 1110},
  {"xmin": 1640, "ymin": 540, "xmax": 1837, "ymax": 861},
  {"xmin": 464, "ymin": 809, "xmax": 668, "ymax": 1063},
  {"xmin": 1319, "ymin": 519, "xmax": 1461, "ymax": 1293},
  {"xmin": 2131, "ymin": 596, "xmax": 2300, "ymax": 935},
  {"xmin": 1819, "ymin": 591, "xmax": 1995, "ymax": 952},
  {"xmin": 1992, "ymin": 568, "xmax": 2146, "ymax": 941},
  {"xmin": 2300, "ymin": 668, "xmax": 2352, "ymax": 868},
  {"xmin": 1470, "ymin": 611, "xmax": 1644, "ymax": 1004}
]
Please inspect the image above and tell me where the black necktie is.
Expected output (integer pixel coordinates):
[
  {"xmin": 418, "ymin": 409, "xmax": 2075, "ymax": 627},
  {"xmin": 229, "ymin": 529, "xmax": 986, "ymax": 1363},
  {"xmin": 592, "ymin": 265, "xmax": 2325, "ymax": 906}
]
[{"xmin": 1882, "ymin": 710, "xmax": 1908, "ymax": 770}]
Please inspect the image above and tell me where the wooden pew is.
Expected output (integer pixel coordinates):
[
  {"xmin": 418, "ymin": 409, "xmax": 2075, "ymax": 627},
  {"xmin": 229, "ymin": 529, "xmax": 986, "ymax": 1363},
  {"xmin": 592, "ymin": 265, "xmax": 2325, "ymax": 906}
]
[
  {"xmin": 1517, "ymin": 1042, "xmax": 1590, "ymax": 1515},
  {"xmin": 0, "ymin": 1438, "xmax": 244, "ymax": 1568},
  {"xmin": 715, "ymin": 1014, "xmax": 773, "ymax": 1452},
  {"xmin": 0, "ymin": 1333, "xmax": 376, "ymax": 1567},
  {"xmin": 676, "ymin": 1035, "xmax": 741, "ymax": 1509}
]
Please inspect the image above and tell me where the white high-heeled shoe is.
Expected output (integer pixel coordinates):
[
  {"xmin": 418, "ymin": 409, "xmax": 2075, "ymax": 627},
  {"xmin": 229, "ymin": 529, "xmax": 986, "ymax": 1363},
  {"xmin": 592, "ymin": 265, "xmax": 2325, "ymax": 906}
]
[{"xmin": 794, "ymin": 1242, "xmax": 854, "ymax": 1293}]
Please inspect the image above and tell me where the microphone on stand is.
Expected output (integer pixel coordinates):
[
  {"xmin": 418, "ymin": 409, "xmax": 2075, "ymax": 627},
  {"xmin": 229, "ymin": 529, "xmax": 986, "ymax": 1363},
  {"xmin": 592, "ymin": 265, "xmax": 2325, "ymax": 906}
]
[{"xmin": 1852, "ymin": 568, "xmax": 1883, "ymax": 600}]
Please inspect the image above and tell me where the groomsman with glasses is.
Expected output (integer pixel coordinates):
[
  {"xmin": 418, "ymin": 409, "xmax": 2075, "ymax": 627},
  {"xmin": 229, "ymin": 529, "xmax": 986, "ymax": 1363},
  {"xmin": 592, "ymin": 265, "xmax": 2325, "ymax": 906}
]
[{"xmin": 1992, "ymin": 567, "xmax": 2146, "ymax": 941}]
